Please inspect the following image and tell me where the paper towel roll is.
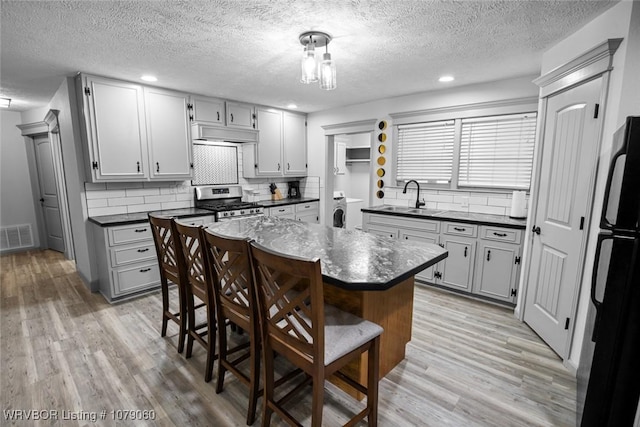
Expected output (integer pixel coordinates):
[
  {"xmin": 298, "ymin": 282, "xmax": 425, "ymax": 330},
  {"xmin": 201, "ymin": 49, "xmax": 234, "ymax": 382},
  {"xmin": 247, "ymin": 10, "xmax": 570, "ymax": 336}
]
[{"xmin": 510, "ymin": 191, "xmax": 527, "ymax": 218}]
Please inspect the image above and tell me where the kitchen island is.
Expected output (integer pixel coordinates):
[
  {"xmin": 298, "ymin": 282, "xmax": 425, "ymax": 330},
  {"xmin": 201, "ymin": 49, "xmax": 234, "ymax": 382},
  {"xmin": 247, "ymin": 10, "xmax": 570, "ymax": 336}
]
[{"xmin": 204, "ymin": 216, "xmax": 448, "ymax": 389}]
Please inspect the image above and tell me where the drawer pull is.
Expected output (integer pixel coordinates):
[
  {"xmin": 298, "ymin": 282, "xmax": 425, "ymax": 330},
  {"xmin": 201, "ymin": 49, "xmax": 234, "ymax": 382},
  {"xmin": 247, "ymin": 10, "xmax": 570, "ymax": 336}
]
[
  {"xmin": 137, "ymin": 248, "xmax": 150, "ymax": 253},
  {"xmin": 134, "ymin": 228, "xmax": 148, "ymax": 233},
  {"xmin": 493, "ymin": 232, "xmax": 507, "ymax": 237},
  {"xmin": 139, "ymin": 268, "xmax": 151, "ymax": 273},
  {"xmin": 454, "ymin": 227, "xmax": 466, "ymax": 232},
  {"xmin": 278, "ymin": 209, "xmax": 285, "ymax": 212}
]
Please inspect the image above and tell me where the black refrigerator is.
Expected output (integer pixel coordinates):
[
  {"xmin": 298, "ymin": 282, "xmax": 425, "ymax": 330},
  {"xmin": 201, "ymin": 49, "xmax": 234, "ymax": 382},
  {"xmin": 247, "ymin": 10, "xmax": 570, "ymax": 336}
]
[{"xmin": 577, "ymin": 116, "xmax": 640, "ymax": 426}]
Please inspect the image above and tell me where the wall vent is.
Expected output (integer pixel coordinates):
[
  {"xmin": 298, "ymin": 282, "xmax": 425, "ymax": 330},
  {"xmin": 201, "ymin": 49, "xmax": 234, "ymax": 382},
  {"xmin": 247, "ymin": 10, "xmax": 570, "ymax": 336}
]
[{"xmin": 0, "ymin": 224, "xmax": 34, "ymax": 251}]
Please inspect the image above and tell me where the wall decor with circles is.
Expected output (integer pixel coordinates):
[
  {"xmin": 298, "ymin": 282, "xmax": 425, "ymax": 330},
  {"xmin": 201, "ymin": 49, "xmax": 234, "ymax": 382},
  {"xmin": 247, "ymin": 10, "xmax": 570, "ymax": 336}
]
[{"xmin": 376, "ymin": 120, "xmax": 388, "ymax": 199}]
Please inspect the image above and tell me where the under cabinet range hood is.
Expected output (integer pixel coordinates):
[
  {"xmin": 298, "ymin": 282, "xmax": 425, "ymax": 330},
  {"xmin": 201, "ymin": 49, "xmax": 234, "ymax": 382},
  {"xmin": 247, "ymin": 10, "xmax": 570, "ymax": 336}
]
[{"xmin": 192, "ymin": 123, "xmax": 259, "ymax": 143}]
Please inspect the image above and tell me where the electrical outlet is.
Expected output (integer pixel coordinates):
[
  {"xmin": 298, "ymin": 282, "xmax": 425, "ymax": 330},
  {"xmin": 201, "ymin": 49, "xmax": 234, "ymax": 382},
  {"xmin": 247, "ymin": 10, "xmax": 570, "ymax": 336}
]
[{"xmin": 461, "ymin": 197, "xmax": 469, "ymax": 208}]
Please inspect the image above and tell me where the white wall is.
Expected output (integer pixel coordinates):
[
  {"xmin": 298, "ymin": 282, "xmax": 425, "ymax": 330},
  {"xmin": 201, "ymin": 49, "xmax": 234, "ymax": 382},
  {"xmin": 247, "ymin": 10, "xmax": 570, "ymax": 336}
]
[
  {"xmin": 0, "ymin": 110, "xmax": 41, "ymax": 249},
  {"xmin": 539, "ymin": 0, "xmax": 640, "ymax": 369},
  {"xmin": 307, "ymin": 75, "xmax": 539, "ymax": 223}
]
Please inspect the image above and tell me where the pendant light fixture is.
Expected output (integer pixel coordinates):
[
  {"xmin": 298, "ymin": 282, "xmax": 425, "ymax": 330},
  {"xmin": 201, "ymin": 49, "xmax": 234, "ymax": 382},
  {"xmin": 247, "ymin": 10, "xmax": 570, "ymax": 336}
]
[{"xmin": 299, "ymin": 31, "xmax": 335, "ymax": 90}]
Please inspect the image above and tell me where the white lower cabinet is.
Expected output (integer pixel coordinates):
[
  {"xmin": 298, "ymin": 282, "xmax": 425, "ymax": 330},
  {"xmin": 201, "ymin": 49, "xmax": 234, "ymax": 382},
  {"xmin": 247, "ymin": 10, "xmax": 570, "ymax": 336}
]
[
  {"xmin": 294, "ymin": 202, "xmax": 319, "ymax": 223},
  {"xmin": 473, "ymin": 226, "xmax": 522, "ymax": 303},
  {"xmin": 267, "ymin": 205, "xmax": 295, "ymax": 220},
  {"xmin": 363, "ymin": 212, "xmax": 522, "ymax": 305},
  {"xmin": 93, "ymin": 214, "xmax": 216, "ymax": 302},
  {"xmin": 265, "ymin": 202, "xmax": 319, "ymax": 223}
]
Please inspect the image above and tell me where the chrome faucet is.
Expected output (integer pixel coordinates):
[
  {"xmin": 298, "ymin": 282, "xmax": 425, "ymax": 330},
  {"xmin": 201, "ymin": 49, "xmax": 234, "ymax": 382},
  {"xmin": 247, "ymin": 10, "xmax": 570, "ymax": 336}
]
[{"xmin": 403, "ymin": 180, "xmax": 425, "ymax": 209}]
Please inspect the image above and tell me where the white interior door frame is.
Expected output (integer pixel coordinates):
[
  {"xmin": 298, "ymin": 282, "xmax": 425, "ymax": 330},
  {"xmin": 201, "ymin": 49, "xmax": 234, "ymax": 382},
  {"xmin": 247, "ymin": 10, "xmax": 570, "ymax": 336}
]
[
  {"xmin": 321, "ymin": 119, "xmax": 377, "ymax": 226},
  {"xmin": 519, "ymin": 39, "xmax": 621, "ymax": 362},
  {"xmin": 17, "ymin": 110, "xmax": 75, "ymax": 261}
]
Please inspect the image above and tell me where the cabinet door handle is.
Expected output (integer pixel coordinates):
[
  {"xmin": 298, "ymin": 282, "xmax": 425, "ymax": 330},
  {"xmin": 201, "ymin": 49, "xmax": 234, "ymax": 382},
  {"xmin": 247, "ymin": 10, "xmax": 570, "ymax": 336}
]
[
  {"xmin": 493, "ymin": 232, "xmax": 507, "ymax": 237},
  {"xmin": 156, "ymin": 162, "xmax": 160, "ymax": 173},
  {"xmin": 230, "ymin": 113, "xmax": 234, "ymax": 122},
  {"xmin": 464, "ymin": 246, "xmax": 468, "ymax": 257},
  {"xmin": 137, "ymin": 161, "xmax": 140, "ymax": 172},
  {"xmin": 134, "ymin": 228, "xmax": 148, "ymax": 233},
  {"xmin": 277, "ymin": 163, "xmax": 281, "ymax": 171},
  {"xmin": 287, "ymin": 163, "xmax": 290, "ymax": 170},
  {"xmin": 139, "ymin": 268, "xmax": 151, "ymax": 273},
  {"xmin": 438, "ymin": 243, "xmax": 444, "ymax": 248},
  {"xmin": 487, "ymin": 250, "xmax": 491, "ymax": 261},
  {"xmin": 217, "ymin": 111, "xmax": 220, "ymax": 121},
  {"xmin": 454, "ymin": 227, "xmax": 466, "ymax": 232}
]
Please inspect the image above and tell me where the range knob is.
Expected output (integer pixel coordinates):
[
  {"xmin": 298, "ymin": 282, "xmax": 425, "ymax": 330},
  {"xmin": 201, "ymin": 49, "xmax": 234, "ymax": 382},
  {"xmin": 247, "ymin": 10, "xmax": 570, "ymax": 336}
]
[
  {"xmin": 222, "ymin": 212, "xmax": 229, "ymax": 217},
  {"xmin": 249, "ymin": 209, "xmax": 254, "ymax": 214},
  {"xmin": 230, "ymin": 211, "xmax": 235, "ymax": 216},
  {"xmin": 240, "ymin": 210, "xmax": 245, "ymax": 215}
]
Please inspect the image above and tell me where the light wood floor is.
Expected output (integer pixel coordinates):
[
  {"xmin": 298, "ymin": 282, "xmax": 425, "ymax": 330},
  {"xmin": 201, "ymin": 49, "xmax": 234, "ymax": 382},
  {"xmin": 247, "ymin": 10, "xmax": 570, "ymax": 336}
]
[{"xmin": 0, "ymin": 250, "xmax": 576, "ymax": 426}]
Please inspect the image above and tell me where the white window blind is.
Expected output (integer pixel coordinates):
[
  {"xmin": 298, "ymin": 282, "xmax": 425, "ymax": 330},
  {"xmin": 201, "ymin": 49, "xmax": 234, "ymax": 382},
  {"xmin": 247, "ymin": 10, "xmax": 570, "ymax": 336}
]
[
  {"xmin": 458, "ymin": 113, "xmax": 537, "ymax": 189},
  {"xmin": 396, "ymin": 120, "xmax": 455, "ymax": 183}
]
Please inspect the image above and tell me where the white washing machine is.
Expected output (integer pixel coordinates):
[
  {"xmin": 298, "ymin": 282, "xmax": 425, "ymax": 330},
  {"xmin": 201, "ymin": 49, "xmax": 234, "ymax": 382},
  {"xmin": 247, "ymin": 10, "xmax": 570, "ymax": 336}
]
[{"xmin": 333, "ymin": 190, "xmax": 347, "ymax": 228}]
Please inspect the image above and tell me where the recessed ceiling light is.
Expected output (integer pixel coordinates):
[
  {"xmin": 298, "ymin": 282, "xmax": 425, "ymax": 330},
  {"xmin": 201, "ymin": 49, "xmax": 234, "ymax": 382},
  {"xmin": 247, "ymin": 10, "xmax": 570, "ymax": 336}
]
[
  {"xmin": 287, "ymin": 104, "xmax": 298, "ymax": 109},
  {"xmin": 141, "ymin": 75, "xmax": 158, "ymax": 82},
  {"xmin": 439, "ymin": 75, "xmax": 454, "ymax": 83}
]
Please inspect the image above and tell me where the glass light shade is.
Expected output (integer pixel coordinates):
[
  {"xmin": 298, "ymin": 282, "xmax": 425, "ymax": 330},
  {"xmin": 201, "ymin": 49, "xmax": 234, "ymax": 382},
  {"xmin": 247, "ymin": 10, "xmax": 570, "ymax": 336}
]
[
  {"xmin": 300, "ymin": 43, "xmax": 318, "ymax": 83},
  {"xmin": 319, "ymin": 52, "xmax": 336, "ymax": 90}
]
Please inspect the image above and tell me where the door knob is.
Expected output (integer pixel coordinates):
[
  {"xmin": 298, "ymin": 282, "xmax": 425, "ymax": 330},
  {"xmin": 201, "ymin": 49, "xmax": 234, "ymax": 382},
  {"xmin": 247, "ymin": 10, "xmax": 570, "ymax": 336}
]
[{"xmin": 532, "ymin": 226, "xmax": 541, "ymax": 235}]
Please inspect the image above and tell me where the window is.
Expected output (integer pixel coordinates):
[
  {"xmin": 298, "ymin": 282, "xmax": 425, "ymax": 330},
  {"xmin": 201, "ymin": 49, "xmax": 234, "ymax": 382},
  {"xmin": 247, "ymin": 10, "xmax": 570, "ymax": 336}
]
[
  {"xmin": 458, "ymin": 113, "xmax": 536, "ymax": 189},
  {"xmin": 396, "ymin": 120, "xmax": 455, "ymax": 184},
  {"xmin": 395, "ymin": 112, "xmax": 537, "ymax": 191}
]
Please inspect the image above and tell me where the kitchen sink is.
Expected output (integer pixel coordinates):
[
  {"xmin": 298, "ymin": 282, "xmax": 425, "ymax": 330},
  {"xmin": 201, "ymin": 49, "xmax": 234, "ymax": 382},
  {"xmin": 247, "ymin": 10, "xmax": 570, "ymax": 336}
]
[
  {"xmin": 407, "ymin": 208, "xmax": 442, "ymax": 215},
  {"xmin": 377, "ymin": 206, "xmax": 442, "ymax": 216}
]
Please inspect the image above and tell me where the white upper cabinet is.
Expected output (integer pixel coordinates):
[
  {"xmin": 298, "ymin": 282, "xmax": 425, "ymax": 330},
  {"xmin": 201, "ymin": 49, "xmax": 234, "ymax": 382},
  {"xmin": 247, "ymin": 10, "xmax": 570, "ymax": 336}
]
[
  {"xmin": 226, "ymin": 101, "xmax": 256, "ymax": 130},
  {"xmin": 243, "ymin": 108, "xmax": 307, "ymax": 178},
  {"xmin": 255, "ymin": 107, "xmax": 283, "ymax": 175},
  {"xmin": 190, "ymin": 95, "xmax": 225, "ymax": 125},
  {"xmin": 77, "ymin": 74, "xmax": 193, "ymax": 182},
  {"xmin": 80, "ymin": 75, "xmax": 148, "ymax": 181},
  {"xmin": 283, "ymin": 112, "xmax": 307, "ymax": 176},
  {"xmin": 144, "ymin": 87, "xmax": 193, "ymax": 180}
]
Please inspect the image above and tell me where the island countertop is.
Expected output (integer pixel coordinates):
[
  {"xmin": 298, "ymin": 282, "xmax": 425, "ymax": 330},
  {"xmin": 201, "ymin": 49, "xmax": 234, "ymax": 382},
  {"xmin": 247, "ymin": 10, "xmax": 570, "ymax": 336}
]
[{"xmin": 204, "ymin": 216, "xmax": 448, "ymax": 291}]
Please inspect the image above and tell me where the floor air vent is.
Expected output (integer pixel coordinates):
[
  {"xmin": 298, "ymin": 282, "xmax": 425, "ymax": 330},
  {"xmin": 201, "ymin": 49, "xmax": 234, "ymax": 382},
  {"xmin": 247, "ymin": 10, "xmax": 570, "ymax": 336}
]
[{"xmin": 0, "ymin": 224, "xmax": 34, "ymax": 250}]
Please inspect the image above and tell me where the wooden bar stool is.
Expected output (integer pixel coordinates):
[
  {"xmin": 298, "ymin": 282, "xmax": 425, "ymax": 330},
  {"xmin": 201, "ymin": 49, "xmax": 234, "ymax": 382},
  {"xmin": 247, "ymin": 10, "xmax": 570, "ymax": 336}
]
[
  {"xmin": 148, "ymin": 213, "xmax": 187, "ymax": 353},
  {"xmin": 173, "ymin": 220, "xmax": 217, "ymax": 382},
  {"xmin": 249, "ymin": 241, "xmax": 383, "ymax": 427},
  {"xmin": 202, "ymin": 229, "xmax": 260, "ymax": 425}
]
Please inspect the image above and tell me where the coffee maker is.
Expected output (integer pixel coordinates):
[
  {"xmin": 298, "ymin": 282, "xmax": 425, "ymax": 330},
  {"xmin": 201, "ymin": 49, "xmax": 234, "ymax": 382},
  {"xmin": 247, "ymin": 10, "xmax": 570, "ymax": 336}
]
[{"xmin": 287, "ymin": 181, "xmax": 301, "ymax": 198}]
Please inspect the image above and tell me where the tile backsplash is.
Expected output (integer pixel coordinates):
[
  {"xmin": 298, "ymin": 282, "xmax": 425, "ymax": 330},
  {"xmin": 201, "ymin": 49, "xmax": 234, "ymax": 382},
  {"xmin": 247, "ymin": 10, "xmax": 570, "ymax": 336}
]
[{"xmin": 382, "ymin": 187, "xmax": 529, "ymax": 217}]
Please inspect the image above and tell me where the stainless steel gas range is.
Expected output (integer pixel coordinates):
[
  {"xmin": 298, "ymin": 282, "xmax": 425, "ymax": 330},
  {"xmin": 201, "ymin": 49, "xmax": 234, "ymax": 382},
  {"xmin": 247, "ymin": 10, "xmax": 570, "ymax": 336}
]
[{"xmin": 194, "ymin": 185, "xmax": 264, "ymax": 221}]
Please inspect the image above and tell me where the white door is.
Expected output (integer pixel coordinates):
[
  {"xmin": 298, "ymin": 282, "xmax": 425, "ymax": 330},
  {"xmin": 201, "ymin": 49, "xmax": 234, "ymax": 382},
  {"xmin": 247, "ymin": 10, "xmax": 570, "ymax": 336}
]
[
  {"xmin": 524, "ymin": 77, "xmax": 603, "ymax": 357},
  {"xmin": 34, "ymin": 135, "xmax": 65, "ymax": 253},
  {"xmin": 335, "ymin": 141, "xmax": 346, "ymax": 175}
]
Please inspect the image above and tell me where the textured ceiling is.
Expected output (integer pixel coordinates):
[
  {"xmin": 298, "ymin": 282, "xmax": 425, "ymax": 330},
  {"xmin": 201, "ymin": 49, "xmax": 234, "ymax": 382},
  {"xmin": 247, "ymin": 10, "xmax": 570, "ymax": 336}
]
[{"xmin": 1, "ymin": 0, "xmax": 618, "ymax": 113}]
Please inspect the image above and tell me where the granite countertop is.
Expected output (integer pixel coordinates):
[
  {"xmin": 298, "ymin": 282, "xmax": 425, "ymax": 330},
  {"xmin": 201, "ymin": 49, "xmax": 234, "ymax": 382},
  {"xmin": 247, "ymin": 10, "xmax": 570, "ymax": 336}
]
[
  {"xmin": 258, "ymin": 197, "xmax": 319, "ymax": 208},
  {"xmin": 89, "ymin": 207, "xmax": 215, "ymax": 227},
  {"xmin": 361, "ymin": 205, "xmax": 527, "ymax": 229},
  {"xmin": 205, "ymin": 216, "xmax": 447, "ymax": 291}
]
